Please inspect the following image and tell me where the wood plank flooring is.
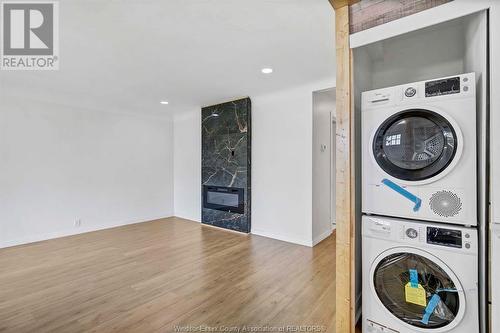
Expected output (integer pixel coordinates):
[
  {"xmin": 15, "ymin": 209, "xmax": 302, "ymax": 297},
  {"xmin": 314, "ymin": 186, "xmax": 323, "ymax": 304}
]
[{"xmin": 0, "ymin": 217, "xmax": 336, "ymax": 333}]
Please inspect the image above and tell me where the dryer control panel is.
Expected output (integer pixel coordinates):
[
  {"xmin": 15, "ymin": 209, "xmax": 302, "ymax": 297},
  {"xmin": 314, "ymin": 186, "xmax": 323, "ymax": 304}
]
[
  {"xmin": 425, "ymin": 76, "xmax": 461, "ymax": 97},
  {"xmin": 361, "ymin": 72, "xmax": 475, "ymax": 109}
]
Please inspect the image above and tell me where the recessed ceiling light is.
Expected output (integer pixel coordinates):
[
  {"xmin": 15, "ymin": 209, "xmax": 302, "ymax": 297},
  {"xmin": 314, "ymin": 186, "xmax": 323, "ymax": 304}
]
[
  {"xmin": 261, "ymin": 68, "xmax": 273, "ymax": 74},
  {"xmin": 160, "ymin": 101, "xmax": 169, "ymax": 105}
]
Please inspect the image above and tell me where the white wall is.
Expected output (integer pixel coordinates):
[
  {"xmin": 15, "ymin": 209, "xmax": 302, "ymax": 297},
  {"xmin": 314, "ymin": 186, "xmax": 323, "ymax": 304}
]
[
  {"xmin": 312, "ymin": 89, "xmax": 335, "ymax": 246},
  {"xmin": 1, "ymin": 79, "xmax": 334, "ymax": 249},
  {"xmin": 490, "ymin": 3, "xmax": 500, "ymax": 332},
  {"xmin": 173, "ymin": 110, "xmax": 202, "ymax": 222},
  {"xmin": 490, "ymin": 2, "xmax": 500, "ymax": 225},
  {"xmin": 251, "ymin": 85, "xmax": 313, "ymax": 246},
  {"xmin": 462, "ymin": 12, "xmax": 489, "ymax": 332},
  {"xmin": 352, "ymin": 45, "xmax": 375, "ymax": 321},
  {"xmin": 368, "ymin": 18, "xmax": 465, "ymax": 90},
  {"xmin": 0, "ymin": 97, "xmax": 174, "ymax": 248},
  {"xmin": 173, "ymin": 80, "xmax": 334, "ymax": 246}
]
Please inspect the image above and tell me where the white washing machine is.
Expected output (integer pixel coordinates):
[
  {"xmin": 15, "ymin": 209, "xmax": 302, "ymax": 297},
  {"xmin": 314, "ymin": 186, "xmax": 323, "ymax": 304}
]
[
  {"xmin": 362, "ymin": 73, "xmax": 477, "ymax": 226},
  {"xmin": 362, "ymin": 215, "xmax": 478, "ymax": 333}
]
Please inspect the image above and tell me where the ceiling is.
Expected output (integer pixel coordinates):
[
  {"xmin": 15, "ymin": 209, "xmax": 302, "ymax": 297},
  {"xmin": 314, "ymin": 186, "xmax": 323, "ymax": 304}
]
[{"xmin": 0, "ymin": 0, "xmax": 335, "ymax": 116}]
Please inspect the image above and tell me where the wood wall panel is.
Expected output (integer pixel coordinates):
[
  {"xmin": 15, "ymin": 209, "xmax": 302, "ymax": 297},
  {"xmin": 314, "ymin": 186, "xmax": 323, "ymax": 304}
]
[
  {"xmin": 329, "ymin": 0, "xmax": 360, "ymax": 10},
  {"xmin": 349, "ymin": 0, "xmax": 453, "ymax": 34},
  {"xmin": 334, "ymin": 4, "xmax": 356, "ymax": 333}
]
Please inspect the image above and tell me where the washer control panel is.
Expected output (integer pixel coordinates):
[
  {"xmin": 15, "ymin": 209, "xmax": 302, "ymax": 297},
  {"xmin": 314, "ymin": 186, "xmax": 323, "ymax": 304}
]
[
  {"xmin": 399, "ymin": 224, "xmax": 426, "ymax": 243},
  {"xmin": 427, "ymin": 226, "xmax": 463, "ymax": 248},
  {"xmin": 363, "ymin": 216, "xmax": 477, "ymax": 254}
]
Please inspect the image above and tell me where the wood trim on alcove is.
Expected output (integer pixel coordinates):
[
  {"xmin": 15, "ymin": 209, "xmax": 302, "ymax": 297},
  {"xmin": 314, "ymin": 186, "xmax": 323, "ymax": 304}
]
[
  {"xmin": 329, "ymin": 1, "xmax": 356, "ymax": 332},
  {"xmin": 349, "ymin": 0, "xmax": 453, "ymax": 34}
]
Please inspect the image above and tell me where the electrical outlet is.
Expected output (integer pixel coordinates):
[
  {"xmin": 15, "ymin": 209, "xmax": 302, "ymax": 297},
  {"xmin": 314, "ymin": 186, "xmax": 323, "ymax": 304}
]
[{"xmin": 74, "ymin": 219, "xmax": 82, "ymax": 227}]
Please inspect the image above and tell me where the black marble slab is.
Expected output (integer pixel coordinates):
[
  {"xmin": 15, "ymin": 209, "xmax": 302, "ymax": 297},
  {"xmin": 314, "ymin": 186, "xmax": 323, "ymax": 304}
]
[{"xmin": 201, "ymin": 98, "xmax": 251, "ymax": 233}]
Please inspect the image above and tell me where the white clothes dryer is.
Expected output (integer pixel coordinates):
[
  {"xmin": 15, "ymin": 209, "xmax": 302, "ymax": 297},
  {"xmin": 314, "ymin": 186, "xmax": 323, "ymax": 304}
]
[{"xmin": 362, "ymin": 73, "xmax": 477, "ymax": 226}]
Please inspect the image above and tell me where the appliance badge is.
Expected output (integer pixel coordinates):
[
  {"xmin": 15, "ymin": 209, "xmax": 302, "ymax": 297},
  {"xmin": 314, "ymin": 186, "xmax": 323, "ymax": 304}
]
[{"xmin": 405, "ymin": 87, "xmax": 417, "ymax": 97}]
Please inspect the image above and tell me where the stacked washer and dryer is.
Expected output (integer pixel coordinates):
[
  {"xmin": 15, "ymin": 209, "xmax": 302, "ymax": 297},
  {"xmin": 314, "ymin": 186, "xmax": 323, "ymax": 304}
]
[{"xmin": 361, "ymin": 73, "xmax": 479, "ymax": 333}]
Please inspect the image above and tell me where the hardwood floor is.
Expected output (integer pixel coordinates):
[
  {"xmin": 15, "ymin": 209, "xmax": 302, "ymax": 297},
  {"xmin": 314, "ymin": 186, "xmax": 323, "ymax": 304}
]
[{"xmin": 0, "ymin": 217, "xmax": 336, "ymax": 333}]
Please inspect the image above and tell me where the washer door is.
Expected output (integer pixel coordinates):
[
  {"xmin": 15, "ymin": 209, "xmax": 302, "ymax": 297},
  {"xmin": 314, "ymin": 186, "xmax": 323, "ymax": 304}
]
[
  {"xmin": 372, "ymin": 249, "xmax": 465, "ymax": 331},
  {"xmin": 373, "ymin": 109, "xmax": 458, "ymax": 181}
]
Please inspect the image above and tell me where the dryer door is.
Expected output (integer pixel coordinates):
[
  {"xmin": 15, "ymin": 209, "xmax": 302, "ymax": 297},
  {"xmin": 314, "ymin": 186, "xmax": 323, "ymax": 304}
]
[
  {"xmin": 373, "ymin": 109, "xmax": 458, "ymax": 182},
  {"xmin": 371, "ymin": 249, "xmax": 465, "ymax": 330}
]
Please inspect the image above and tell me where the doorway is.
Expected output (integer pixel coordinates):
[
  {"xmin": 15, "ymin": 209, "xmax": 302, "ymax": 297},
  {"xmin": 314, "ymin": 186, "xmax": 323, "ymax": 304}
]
[{"xmin": 312, "ymin": 88, "xmax": 336, "ymax": 246}]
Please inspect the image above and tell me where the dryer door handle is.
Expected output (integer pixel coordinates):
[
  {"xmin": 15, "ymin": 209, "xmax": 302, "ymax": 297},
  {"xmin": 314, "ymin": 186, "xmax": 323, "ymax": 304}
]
[{"xmin": 382, "ymin": 179, "xmax": 422, "ymax": 212}]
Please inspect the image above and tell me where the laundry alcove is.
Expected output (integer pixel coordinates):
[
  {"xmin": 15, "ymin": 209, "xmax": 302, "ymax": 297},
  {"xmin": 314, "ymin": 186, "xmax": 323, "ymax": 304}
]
[{"xmin": 351, "ymin": 10, "xmax": 489, "ymax": 328}]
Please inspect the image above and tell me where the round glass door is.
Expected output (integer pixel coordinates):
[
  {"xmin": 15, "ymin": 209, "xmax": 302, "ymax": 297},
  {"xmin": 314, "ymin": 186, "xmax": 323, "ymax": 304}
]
[
  {"xmin": 373, "ymin": 109, "xmax": 458, "ymax": 181},
  {"xmin": 373, "ymin": 252, "xmax": 461, "ymax": 329}
]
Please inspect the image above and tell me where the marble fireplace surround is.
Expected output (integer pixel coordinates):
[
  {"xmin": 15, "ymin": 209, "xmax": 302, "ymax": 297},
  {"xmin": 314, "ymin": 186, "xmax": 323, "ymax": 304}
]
[{"xmin": 201, "ymin": 97, "xmax": 251, "ymax": 233}]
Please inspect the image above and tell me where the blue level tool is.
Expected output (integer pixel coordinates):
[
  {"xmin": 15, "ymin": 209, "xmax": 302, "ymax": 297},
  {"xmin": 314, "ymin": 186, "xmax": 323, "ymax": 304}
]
[
  {"xmin": 421, "ymin": 294, "xmax": 441, "ymax": 325},
  {"xmin": 382, "ymin": 179, "xmax": 422, "ymax": 212},
  {"xmin": 409, "ymin": 269, "xmax": 419, "ymax": 288}
]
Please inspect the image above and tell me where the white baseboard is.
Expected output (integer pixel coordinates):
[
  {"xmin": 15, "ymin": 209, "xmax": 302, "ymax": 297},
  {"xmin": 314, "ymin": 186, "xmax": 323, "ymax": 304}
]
[
  {"xmin": 0, "ymin": 214, "xmax": 173, "ymax": 249},
  {"xmin": 173, "ymin": 213, "xmax": 201, "ymax": 223},
  {"xmin": 251, "ymin": 228, "xmax": 313, "ymax": 247},
  {"xmin": 312, "ymin": 229, "xmax": 333, "ymax": 246}
]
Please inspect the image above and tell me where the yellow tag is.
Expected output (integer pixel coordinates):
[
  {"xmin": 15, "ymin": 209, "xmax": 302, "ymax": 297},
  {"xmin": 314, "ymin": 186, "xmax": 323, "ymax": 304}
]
[{"xmin": 405, "ymin": 282, "xmax": 427, "ymax": 307}]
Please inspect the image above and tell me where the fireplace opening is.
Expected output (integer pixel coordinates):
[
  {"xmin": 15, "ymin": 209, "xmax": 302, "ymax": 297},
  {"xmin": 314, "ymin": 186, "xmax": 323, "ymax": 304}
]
[{"xmin": 203, "ymin": 186, "xmax": 244, "ymax": 214}]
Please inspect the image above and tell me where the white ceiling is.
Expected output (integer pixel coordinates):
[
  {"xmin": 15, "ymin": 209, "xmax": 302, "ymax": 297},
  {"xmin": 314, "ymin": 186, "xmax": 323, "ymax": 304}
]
[{"xmin": 0, "ymin": 0, "xmax": 335, "ymax": 116}]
